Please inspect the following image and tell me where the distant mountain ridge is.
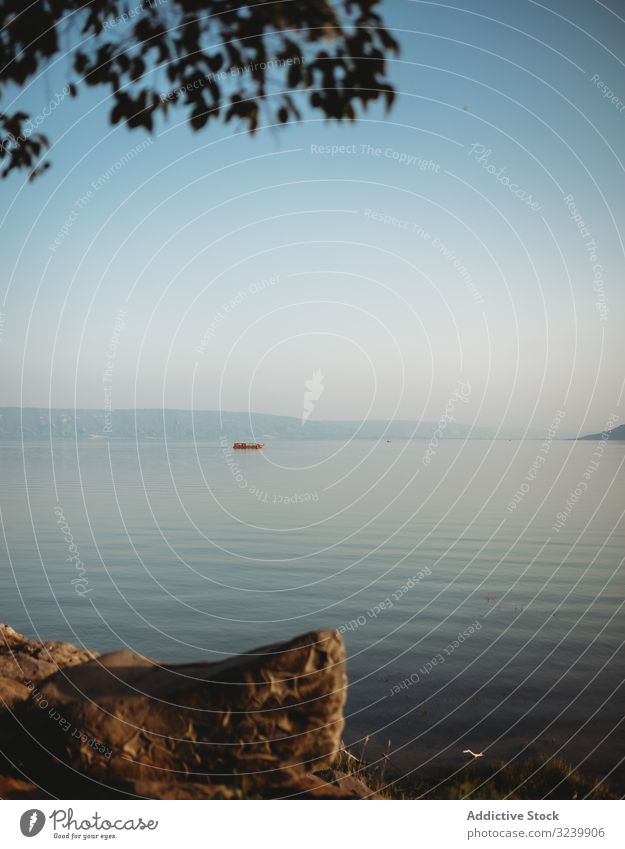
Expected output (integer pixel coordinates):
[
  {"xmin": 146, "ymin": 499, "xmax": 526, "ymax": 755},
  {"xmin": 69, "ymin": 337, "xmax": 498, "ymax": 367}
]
[
  {"xmin": 579, "ymin": 423, "xmax": 625, "ymax": 441},
  {"xmin": 0, "ymin": 407, "xmax": 510, "ymax": 441}
]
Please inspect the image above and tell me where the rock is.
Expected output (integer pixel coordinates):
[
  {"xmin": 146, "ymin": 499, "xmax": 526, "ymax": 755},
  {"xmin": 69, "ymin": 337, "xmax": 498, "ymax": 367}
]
[
  {"xmin": 0, "ymin": 626, "xmax": 121, "ymax": 798},
  {"xmin": 31, "ymin": 639, "xmax": 98, "ymax": 669},
  {"xmin": 13, "ymin": 629, "xmax": 347, "ymax": 796},
  {"xmin": 0, "ymin": 624, "xmax": 31, "ymax": 652},
  {"xmin": 0, "ymin": 624, "xmax": 98, "ymax": 685},
  {"xmin": 0, "ymin": 774, "xmax": 48, "ymax": 799},
  {"xmin": 0, "ymin": 675, "xmax": 30, "ymax": 712},
  {"xmin": 0, "ymin": 654, "xmax": 57, "ymax": 686}
]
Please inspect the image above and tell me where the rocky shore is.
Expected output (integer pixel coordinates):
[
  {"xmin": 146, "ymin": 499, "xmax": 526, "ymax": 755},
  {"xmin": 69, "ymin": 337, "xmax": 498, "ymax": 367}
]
[
  {"xmin": 0, "ymin": 623, "xmax": 377, "ymax": 799},
  {"xmin": 1, "ymin": 623, "xmax": 618, "ymax": 800}
]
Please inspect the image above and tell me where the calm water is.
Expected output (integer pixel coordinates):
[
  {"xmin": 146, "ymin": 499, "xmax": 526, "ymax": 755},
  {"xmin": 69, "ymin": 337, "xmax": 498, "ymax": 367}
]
[{"xmin": 1, "ymin": 438, "xmax": 624, "ymax": 786}]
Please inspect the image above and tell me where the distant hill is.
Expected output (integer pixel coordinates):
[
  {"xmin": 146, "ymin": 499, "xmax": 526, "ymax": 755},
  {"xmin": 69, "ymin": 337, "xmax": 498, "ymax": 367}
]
[
  {"xmin": 0, "ymin": 407, "xmax": 508, "ymax": 441},
  {"xmin": 579, "ymin": 423, "xmax": 625, "ymax": 441}
]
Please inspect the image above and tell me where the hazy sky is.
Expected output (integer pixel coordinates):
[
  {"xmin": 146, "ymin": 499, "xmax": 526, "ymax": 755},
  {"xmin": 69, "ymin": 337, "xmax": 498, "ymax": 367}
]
[{"xmin": 1, "ymin": 0, "xmax": 624, "ymax": 436}]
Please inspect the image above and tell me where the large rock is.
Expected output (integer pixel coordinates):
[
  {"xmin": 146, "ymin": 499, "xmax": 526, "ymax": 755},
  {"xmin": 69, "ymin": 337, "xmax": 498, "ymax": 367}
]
[
  {"xmin": 0, "ymin": 675, "xmax": 30, "ymax": 712},
  {"xmin": 14, "ymin": 629, "xmax": 347, "ymax": 796},
  {"xmin": 0, "ymin": 624, "xmax": 98, "ymax": 685},
  {"xmin": 0, "ymin": 654, "xmax": 57, "ymax": 686},
  {"xmin": 0, "ymin": 625, "xmax": 100, "ymax": 798}
]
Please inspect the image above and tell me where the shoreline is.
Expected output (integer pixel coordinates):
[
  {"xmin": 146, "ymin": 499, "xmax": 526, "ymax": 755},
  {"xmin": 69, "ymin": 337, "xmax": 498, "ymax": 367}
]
[{"xmin": 0, "ymin": 624, "xmax": 619, "ymax": 800}]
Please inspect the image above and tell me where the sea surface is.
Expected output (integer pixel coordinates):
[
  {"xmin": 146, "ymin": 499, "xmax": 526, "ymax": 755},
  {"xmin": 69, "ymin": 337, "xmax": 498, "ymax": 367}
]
[{"xmin": 1, "ymin": 438, "xmax": 624, "ymax": 788}]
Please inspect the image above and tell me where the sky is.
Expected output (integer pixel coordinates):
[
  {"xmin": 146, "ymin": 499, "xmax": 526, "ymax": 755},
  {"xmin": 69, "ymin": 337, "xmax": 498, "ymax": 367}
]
[{"xmin": 1, "ymin": 0, "xmax": 624, "ymax": 436}]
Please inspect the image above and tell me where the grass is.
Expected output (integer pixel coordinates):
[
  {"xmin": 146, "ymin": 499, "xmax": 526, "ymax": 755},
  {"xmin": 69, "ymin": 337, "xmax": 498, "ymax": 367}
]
[{"xmin": 329, "ymin": 742, "xmax": 618, "ymax": 799}]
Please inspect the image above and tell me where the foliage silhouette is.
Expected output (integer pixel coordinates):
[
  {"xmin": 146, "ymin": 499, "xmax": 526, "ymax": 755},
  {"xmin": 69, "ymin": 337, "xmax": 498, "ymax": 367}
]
[{"xmin": 0, "ymin": 0, "xmax": 398, "ymax": 180}]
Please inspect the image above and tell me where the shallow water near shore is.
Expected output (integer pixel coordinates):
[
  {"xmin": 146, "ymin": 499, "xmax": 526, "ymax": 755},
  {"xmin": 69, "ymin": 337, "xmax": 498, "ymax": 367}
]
[{"xmin": 1, "ymin": 438, "xmax": 624, "ymax": 787}]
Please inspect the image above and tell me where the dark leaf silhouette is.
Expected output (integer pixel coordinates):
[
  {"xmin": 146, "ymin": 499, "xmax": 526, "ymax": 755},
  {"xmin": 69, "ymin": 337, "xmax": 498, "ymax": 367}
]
[{"xmin": 0, "ymin": 0, "xmax": 398, "ymax": 181}]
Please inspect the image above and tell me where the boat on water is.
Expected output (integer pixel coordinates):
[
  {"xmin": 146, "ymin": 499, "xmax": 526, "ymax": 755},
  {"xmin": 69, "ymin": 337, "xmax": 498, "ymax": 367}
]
[{"xmin": 232, "ymin": 442, "xmax": 265, "ymax": 450}]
